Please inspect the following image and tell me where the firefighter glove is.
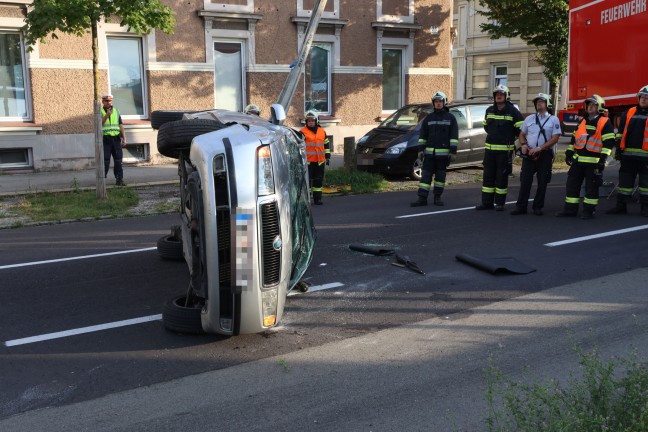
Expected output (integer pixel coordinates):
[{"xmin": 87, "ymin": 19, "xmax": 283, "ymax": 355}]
[
  {"xmin": 614, "ymin": 149, "xmax": 623, "ymax": 161},
  {"xmin": 565, "ymin": 150, "xmax": 574, "ymax": 166},
  {"xmin": 448, "ymin": 153, "xmax": 456, "ymax": 164},
  {"xmin": 326, "ymin": 158, "xmax": 330, "ymax": 166},
  {"xmin": 597, "ymin": 157, "xmax": 606, "ymax": 172}
]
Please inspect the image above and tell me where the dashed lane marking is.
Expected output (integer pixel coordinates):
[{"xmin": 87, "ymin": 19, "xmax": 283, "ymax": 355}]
[
  {"xmin": 545, "ymin": 224, "xmax": 648, "ymax": 247},
  {"xmin": 0, "ymin": 247, "xmax": 157, "ymax": 270},
  {"xmin": 396, "ymin": 200, "xmax": 520, "ymax": 219}
]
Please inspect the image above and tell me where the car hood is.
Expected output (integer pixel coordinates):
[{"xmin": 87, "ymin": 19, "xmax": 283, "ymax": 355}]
[{"xmin": 357, "ymin": 127, "xmax": 413, "ymax": 149}]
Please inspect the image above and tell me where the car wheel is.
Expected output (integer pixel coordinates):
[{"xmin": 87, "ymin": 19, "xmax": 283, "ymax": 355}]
[
  {"xmin": 157, "ymin": 119, "xmax": 226, "ymax": 159},
  {"xmin": 156, "ymin": 234, "xmax": 183, "ymax": 261},
  {"xmin": 162, "ymin": 295, "xmax": 204, "ymax": 334},
  {"xmin": 410, "ymin": 152, "xmax": 424, "ymax": 181},
  {"xmin": 151, "ymin": 110, "xmax": 198, "ymax": 130}
]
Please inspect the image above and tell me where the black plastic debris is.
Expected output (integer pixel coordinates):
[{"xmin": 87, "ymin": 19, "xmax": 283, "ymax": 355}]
[
  {"xmin": 349, "ymin": 244, "xmax": 395, "ymax": 256},
  {"xmin": 393, "ymin": 253, "xmax": 425, "ymax": 275},
  {"xmin": 455, "ymin": 253, "xmax": 536, "ymax": 275}
]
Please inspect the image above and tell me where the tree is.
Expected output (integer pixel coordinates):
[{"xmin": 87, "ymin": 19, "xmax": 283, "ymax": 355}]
[
  {"xmin": 478, "ymin": 0, "xmax": 569, "ymax": 112},
  {"xmin": 22, "ymin": 0, "xmax": 175, "ymax": 199}
]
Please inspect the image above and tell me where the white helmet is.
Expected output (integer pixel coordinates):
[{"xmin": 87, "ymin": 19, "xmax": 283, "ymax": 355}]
[
  {"xmin": 244, "ymin": 104, "xmax": 260, "ymax": 115},
  {"xmin": 305, "ymin": 110, "xmax": 319, "ymax": 125},
  {"xmin": 431, "ymin": 91, "xmax": 448, "ymax": 106},
  {"xmin": 532, "ymin": 93, "xmax": 552, "ymax": 110}
]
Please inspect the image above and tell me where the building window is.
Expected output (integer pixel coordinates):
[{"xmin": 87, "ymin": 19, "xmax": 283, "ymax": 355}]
[
  {"xmin": 305, "ymin": 44, "xmax": 331, "ymax": 114},
  {"xmin": 122, "ymin": 143, "xmax": 148, "ymax": 163},
  {"xmin": 0, "ymin": 32, "xmax": 29, "ymax": 120},
  {"xmin": 494, "ymin": 65, "xmax": 508, "ymax": 87},
  {"xmin": 0, "ymin": 148, "xmax": 31, "ymax": 168},
  {"xmin": 214, "ymin": 41, "xmax": 245, "ymax": 112},
  {"xmin": 107, "ymin": 37, "xmax": 146, "ymax": 118},
  {"xmin": 382, "ymin": 48, "xmax": 404, "ymax": 111}
]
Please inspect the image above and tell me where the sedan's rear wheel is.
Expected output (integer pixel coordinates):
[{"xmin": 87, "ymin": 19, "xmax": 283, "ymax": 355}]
[{"xmin": 410, "ymin": 152, "xmax": 424, "ymax": 181}]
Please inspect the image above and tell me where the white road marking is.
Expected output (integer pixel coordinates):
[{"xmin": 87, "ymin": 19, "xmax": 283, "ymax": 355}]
[
  {"xmin": 0, "ymin": 247, "xmax": 157, "ymax": 270},
  {"xmin": 288, "ymin": 282, "xmax": 344, "ymax": 296},
  {"xmin": 4, "ymin": 314, "xmax": 162, "ymax": 347},
  {"xmin": 545, "ymin": 224, "xmax": 648, "ymax": 247},
  {"xmin": 396, "ymin": 200, "xmax": 520, "ymax": 219}
]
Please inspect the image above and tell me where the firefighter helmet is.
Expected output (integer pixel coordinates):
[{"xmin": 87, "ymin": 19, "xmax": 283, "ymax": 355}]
[
  {"xmin": 638, "ymin": 85, "xmax": 648, "ymax": 101},
  {"xmin": 532, "ymin": 93, "xmax": 552, "ymax": 109},
  {"xmin": 431, "ymin": 91, "xmax": 448, "ymax": 106},
  {"xmin": 305, "ymin": 110, "xmax": 319, "ymax": 125},
  {"xmin": 492, "ymin": 84, "xmax": 510, "ymax": 101},
  {"xmin": 244, "ymin": 104, "xmax": 260, "ymax": 115},
  {"xmin": 585, "ymin": 94, "xmax": 606, "ymax": 114}
]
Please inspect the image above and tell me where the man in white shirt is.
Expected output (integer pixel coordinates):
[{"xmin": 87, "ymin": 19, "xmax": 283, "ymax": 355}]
[{"xmin": 510, "ymin": 93, "xmax": 562, "ymax": 215}]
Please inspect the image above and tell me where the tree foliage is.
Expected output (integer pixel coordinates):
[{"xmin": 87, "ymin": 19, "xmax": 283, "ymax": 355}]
[
  {"xmin": 478, "ymin": 0, "xmax": 569, "ymax": 95},
  {"xmin": 22, "ymin": 0, "xmax": 175, "ymax": 47}
]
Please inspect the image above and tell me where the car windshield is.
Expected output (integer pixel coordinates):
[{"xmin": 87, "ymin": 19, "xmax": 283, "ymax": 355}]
[
  {"xmin": 285, "ymin": 131, "xmax": 316, "ymax": 287},
  {"xmin": 380, "ymin": 105, "xmax": 433, "ymax": 130}
]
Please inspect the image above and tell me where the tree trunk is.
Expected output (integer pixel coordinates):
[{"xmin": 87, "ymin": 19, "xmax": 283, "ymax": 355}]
[
  {"xmin": 551, "ymin": 79, "xmax": 561, "ymax": 116},
  {"xmin": 92, "ymin": 20, "xmax": 107, "ymax": 199}
]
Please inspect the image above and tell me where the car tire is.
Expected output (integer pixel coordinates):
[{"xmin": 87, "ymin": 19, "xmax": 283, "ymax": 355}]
[
  {"xmin": 157, "ymin": 119, "xmax": 226, "ymax": 159},
  {"xmin": 157, "ymin": 234, "xmax": 183, "ymax": 260},
  {"xmin": 410, "ymin": 152, "xmax": 424, "ymax": 181},
  {"xmin": 162, "ymin": 295, "xmax": 204, "ymax": 334},
  {"xmin": 151, "ymin": 110, "xmax": 198, "ymax": 130}
]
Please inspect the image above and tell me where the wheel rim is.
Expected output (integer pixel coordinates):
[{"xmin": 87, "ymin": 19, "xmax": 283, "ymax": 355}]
[{"xmin": 412, "ymin": 155, "xmax": 423, "ymax": 180}]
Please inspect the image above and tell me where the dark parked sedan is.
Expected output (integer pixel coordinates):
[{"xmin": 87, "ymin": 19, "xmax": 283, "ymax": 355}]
[{"xmin": 356, "ymin": 100, "xmax": 491, "ymax": 180}]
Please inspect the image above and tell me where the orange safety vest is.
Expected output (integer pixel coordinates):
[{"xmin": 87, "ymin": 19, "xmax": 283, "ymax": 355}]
[
  {"xmin": 301, "ymin": 127, "xmax": 326, "ymax": 163},
  {"xmin": 620, "ymin": 107, "xmax": 648, "ymax": 151},
  {"xmin": 573, "ymin": 116, "xmax": 609, "ymax": 154}
]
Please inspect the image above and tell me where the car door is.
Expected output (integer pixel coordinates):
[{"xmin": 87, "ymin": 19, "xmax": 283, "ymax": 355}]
[
  {"xmin": 448, "ymin": 106, "xmax": 470, "ymax": 164},
  {"xmin": 467, "ymin": 104, "xmax": 488, "ymax": 162}
]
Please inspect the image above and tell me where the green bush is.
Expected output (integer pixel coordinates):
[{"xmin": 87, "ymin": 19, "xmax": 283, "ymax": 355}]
[
  {"xmin": 485, "ymin": 348, "xmax": 648, "ymax": 431},
  {"xmin": 323, "ymin": 168, "xmax": 389, "ymax": 194}
]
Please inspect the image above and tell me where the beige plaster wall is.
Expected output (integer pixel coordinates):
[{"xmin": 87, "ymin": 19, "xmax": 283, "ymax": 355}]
[
  {"xmin": 247, "ymin": 72, "xmax": 288, "ymax": 120},
  {"xmin": 414, "ymin": 0, "xmax": 452, "ymax": 68},
  {"xmin": 383, "ymin": 0, "xmax": 410, "ymax": 16},
  {"xmin": 38, "ymin": 32, "xmax": 93, "ymax": 60},
  {"xmin": 156, "ymin": 0, "xmax": 205, "ymax": 63},
  {"xmin": 0, "ymin": 6, "xmax": 25, "ymax": 19},
  {"xmin": 334, "ymin": 74, "xmax": 382, "ymax": 124},
  {"xmin": 148, "ymin": 71, "xmax": 215, "ymax": 111},
  {"xmin": 255, "ymin": 1, "xmax": 298, "ymax": 65},
  {"xmin": 408, "ymin": 74, "xmax": 452, "ymax": 103},
  {"xmin": 340, "ymin": 0, "xmax": 376, "ymax": 67},
  {"xmin": 30, "ymin": 69, "xmax": 98, "ymax": 134}
]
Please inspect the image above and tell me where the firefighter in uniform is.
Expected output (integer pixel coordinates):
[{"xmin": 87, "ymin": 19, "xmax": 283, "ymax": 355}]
[
  {"xmin": 244, "ymin": 104, "xmax": 261, "ymax": 116},
  {"xmin": 301, "ymin": 111, "xmax": 330, "ymax": 205},
  {"xmin": 605, "ymin": 85, "xmax": 648, "ymax": 216},
  {"xmin": 411, "ymin": 91, "xmax": 459, "ymax": 207},
  {"xmin": 476, "ymin": 85, "xmax": 524, "ymax": 211},
  {"xmin": 556, "ymin": 94, "xmax": 615, "ymax": 219}
]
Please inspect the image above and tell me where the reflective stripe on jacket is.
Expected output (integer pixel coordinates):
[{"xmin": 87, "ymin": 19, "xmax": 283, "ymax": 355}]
[
  {"xmin": 620, "ymin": 106, "xmax": 648, "ymax": 151},
  {"xmin": 102, "ymin": 108, "xmax": 121, "ymax": 136},
  {"xmin": 483, "ymin": 101, "xmax": 524, "ymax": 151},
  {"xmin": 569, "ymin": 115, "xmax": 614, "ymax": 163},
  {"xmin": 417, "ymin": 109, "xmax": 459, "ymax": 157},
  {"xmin": 301, "ymin": 126, "xmax": 328, "ymax": 163}
]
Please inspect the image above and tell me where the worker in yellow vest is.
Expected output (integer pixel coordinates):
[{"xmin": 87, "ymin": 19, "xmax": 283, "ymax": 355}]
[
  {"xmin": 101, "ymin": 94, "xmax": 127, "ymax": 186},
  {"xmin": 300, "ymin": 111, "xmax": 330, "ymax": 205}
]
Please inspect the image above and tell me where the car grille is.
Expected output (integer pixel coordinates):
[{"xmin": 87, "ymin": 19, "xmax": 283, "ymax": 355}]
[
  {"xmin": 216, "ymin": 207, "xmax": 231, "ymax": 286},
  {"xmin": 357, "ymin": 144, "xmax": 386, "ymax": 155},
  {"xmin": 261, "ymin": 201, "xmax": 281, "ymax": 286}
]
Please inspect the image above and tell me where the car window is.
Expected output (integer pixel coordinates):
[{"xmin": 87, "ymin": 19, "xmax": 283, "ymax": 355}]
[
  {"xmin": 468, "ymin": 105, "xmax": 487, "ymax": 129},
  {"xmin": 449, "ymin": 107, "xmax": 468, "ymax": 129},
  {"xmin": 381, "ymin": 105, "xmax": 432, "ymax": 130}
]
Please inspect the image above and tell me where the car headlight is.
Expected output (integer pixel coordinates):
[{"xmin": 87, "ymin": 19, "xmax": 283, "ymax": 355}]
[
  {"xmin": 257, "ymin": 145, "xmax": 275, "ymax": 196},
  {"xmin": 384, "ymin": 142, "xmax": 408, "ymax": 155},
  {"xmin": 262, "ymin": 288, "xmax": 278, "ymax": 327}
]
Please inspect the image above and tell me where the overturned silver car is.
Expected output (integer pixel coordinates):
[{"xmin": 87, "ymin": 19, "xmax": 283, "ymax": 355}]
[{"xmin": 153, "ymin": 106, "xmax": 316, "ymax": 336}]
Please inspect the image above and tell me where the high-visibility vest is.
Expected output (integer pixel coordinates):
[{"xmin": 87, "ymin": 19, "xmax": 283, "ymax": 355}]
[
  {"xmin": 573, "ymin": 116, "xmax": 609, "ymax": 154},
  {"xmin": 102, "ymin": 108, "xmax": 121, "ymax": 136},
  {"xmin": 620, "ymin": 107, "xmax": 648, "ymax": 151},
  {"xmin": 301, "ymin": 127, "xmax": 326, "ymax": 163}
]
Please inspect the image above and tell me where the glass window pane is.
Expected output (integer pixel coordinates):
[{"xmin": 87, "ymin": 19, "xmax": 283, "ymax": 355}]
[
  {"xmin": 0, "ymin": 33, "xmax": 27, "ymax": 118},
  {"xmin": 382, "ymin": 49, "xmax": 402, "ymax": 111},
  {"xmin": 469, "ymin": 105, "xmax": 487, "ymax": 128},
  {"xmin": 449, "ymin": 107, "xmax": 468, "ymax": 129},
  {"xmin": 214, "ymin": 42, "xmax": 243, "ymax": 112},
  {"xmin": 107, "ymin": 38, "xmax": 145, "ymax": 116},
  {"xmin": 305, "ymin": 45, "xmax": 329, "ymax": 113}
]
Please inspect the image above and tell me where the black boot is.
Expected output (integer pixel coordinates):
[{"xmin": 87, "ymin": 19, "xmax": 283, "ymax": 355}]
[
  {"xmin": 580, "ymin": 210, "xmax": 594, "ymax": 220},
  {"xmin": 433, "ymin": 194, "xmax": 444, "ymax": 206},
  {"xmin": 605, "ymin": 202, "xmax": 627, "ymax": 214},
  {"xmin": 410, "ymin": 197, "xmax": 427, "ymax": 207}
]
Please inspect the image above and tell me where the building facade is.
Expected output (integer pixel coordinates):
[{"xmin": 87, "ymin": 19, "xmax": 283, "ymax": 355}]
[
  {"xmin": 452, "ymin": 0, "xmax": 550, "ymax": 114},
  {"xmin": 0, "ymin": 0, "xmax": 453, "ymax": 172}
]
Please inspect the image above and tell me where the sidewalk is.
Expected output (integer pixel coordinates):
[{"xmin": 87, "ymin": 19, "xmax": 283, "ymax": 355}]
[{"xmin": 0, "ymin": 155, "xmax": 347, "ymax": 196}]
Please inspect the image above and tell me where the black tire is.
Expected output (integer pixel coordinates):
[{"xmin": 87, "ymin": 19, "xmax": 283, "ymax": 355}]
[
  {"xmin": 157, "ymin": 234, "xmax": 183, "ymax": 260},
  {"xmin": 157, "ymin": 119, "xmax": 226, "ymax": 158},
  {"xmin": 410, "ymin": 152, "xmax": 424, "ymax": 181},
  {"xmin": 162, "ymin": 295, "xmax": 204, "ymax": 334},
  {"xmin": 151, "ymin": 110, "xmax": 198, "ymax": 130}
]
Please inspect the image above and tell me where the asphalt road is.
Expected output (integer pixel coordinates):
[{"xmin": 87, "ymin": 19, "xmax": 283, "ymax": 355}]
[{"xmin": 1, "ymin": 172, "xmax": 647, "ymax": 429}]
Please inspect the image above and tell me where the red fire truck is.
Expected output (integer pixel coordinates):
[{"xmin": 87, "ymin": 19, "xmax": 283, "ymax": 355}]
[{"xmin": 559, "ymin": 0, "xmax": 648, "ymax": 134}]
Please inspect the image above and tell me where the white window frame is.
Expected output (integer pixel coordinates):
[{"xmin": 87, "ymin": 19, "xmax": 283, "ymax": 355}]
[
  {"xmin": 105, "ymin": 35, "xmax": 148, "ymax": 120},
  {"xmin": 376, "ymin": 0, "xmax": 415, "ymax": 23},
  {"xmin": 212, "ymin": 39, "xmax": 247, "ymax": 111},
  {"xmin": 0, "ymin": 24, "xmax": 33, "ymax": 122},
  {"xmin": 493, "ymin": 64, "xmax": 508, "ymax": 88},
  {"xmin": 297, "ymin": 0, "xmax": 340, "ymax": 19},
  {"xmin": 304, "ymin": 42, "xmax": 332, "ymax": 115},
  {"xmin": 203, "ymin": 0, "xmax": 254, "ymax": 13},
  {"xmin": 380, "ymin": 46, "xmax": 406, "ymax": 113}
]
